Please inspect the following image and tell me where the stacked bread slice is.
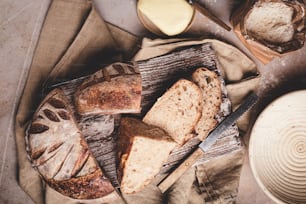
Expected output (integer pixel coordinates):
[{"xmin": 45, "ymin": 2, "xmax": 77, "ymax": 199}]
[
  {"xmin": 143, "ymin": 67, "xmax": 222, "ymax": 144},
  {"xmin": 118, "ymin": 67, "xmax": 222, "ymax": 194},
  {"xmin": 192, "ymin": 68, "xmax": 222, "ymax": 140}
]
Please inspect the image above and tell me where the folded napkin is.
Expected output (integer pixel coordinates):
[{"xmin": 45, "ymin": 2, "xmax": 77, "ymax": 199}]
[{"xmin": 15, "ymin": 0, "xmax": 260, "ymax": 203}]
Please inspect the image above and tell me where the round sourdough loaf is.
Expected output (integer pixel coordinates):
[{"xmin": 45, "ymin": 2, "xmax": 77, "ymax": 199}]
[
  {"xmin": 245, "ymin": 1, "xmax": 295, "ymax": 44},
  {"xmin": 240, "ymin": 0, "xmax": 306, "ymax": 55},
  {"xmin": 25, "ymin": 88, "xmax": 114, "ymax": 199}
]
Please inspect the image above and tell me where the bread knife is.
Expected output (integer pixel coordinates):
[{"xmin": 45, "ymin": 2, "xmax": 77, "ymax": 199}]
[
  {"xmin": 158, "ymin": 92, "xmax": 259, "ymax": 193},
  {"xmin": 188, "ymin": 0, "xmax": 231, "ymax": 31}
]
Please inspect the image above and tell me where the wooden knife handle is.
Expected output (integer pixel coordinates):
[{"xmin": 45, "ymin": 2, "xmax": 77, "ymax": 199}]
[
  {"xmin": 158, "ymin": 147, "xmax": 204, "ymax": 193},
  {"xmin": 192, "ymin": 1, "xmax": 231, "ymax": 31}
]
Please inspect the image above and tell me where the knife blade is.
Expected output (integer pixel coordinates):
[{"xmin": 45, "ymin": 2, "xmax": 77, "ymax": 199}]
[
  {"xmin": 199, "ymin": 92, "xmax": 259, "ymax": 151},
  {"xmin": 158, "ymin": 92, "xmax": 259, "ymax": 193},
  {"xmin": 188, "ymin": 0, "xmax": 231, "ymax": 31}
]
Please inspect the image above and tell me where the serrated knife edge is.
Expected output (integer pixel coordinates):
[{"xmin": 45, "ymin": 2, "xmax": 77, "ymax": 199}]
[{"xmin": 199, "ymin": 92, "xmax": 259, "ymax": 152}]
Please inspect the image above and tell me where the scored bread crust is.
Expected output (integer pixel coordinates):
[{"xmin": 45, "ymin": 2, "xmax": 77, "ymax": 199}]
[
  {"xmin": 25, "ymin": 88, "xmax": 114, "ymax": 199},
  {"xmin": 74, "ymin": 63, "xmax": 142, "ymax": 115},
  {"xmin": 143, "ymin": 79, "xmax": 203, "ymax": 145},
  {"xmin": 192, "ymin": 68, "xmax": 222, "ymax": 140},
  {"xmin": 118, "ymin": 117, "xmax": 176, "ymax": 194}
]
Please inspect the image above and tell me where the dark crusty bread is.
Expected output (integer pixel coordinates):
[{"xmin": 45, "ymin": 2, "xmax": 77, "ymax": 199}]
[
  {"xmin": 118, "ymin": 117, "xmax": 176, "ymax": 194},
  {"xmin": 25, "ymin": 88, "xmax": 114, "ymax": 199},
  {"xmin": 143, "ymin": 79, "xmax": 203, "ymax": 145},
  {"xmin": 191, "ymin": 68, "xmax": 222, "ymax": 140},
  {"xmin": 74, "ymin": 63, "xmax": 142, "ymax": 115}
]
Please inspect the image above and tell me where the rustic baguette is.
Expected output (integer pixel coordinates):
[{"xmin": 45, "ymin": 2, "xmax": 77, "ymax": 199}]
[{"xmin": 74, "ymin": 63, "xmax": 142, "ymax": 115}]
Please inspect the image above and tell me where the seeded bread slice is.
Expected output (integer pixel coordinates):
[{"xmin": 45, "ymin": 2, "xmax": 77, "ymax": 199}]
[
  {"xmin": 191, "ymin": 68, "xmax": 222, "ymax": 140},
  {"xmin": 118, "ymin": 117, "xmax": 176, "ymax": 194},
  {"xmin": 143, "ymin": 79, "xmax": 203, "ymax": 145}
]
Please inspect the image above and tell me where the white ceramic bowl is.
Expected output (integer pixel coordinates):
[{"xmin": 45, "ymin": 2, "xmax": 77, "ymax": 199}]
[{"xmin": 249, "ymin": 90, "xmax": 306, "ymax": 204}]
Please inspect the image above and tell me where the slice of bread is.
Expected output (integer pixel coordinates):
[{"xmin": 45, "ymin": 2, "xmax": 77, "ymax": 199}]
[
  {"xmin": 74, "ymin": 63, "xmax": 142, "ymax": 115},
  {"xmin": 118, "ymin": 117, "xmax": 176, "ymax": 194},
  {"xmin": 143, "ymin": 79, "xmax": 203, "ymax": 145},
  {"xmin": 191, "ymin": 68, "xmax": 222, "ymax": 140}
]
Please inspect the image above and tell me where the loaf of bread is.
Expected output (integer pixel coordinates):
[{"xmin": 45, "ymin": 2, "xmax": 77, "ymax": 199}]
[
  {"xmin": 192, "ymin": 68, "xmax": 222, "ymax": 140},
  {"xmin": 244, "ymin": 1, "xmax": 295, "ymax": 44},
  {"xmin": 143, "ymin": 79, "xmax": 203, "ymax": 145},
  {"xmin": 25, "ymin": 88, "xmax": 114, "ymax": 199},
  {"xmin": 74, "ymin": 63, "xmax": 142, "ymax": 115},
  {"xmin": 118, "ymin": 117, "xmax": 176, "ymax": 194}
]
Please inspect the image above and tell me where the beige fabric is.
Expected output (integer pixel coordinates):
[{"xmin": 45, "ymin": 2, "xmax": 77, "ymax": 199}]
[
  {"xmin": 15, "ymin": 1, "xmax": 139, "ymax": 203},
  {"xmin": 45, "ymin": 5, "xmax": 117, "ymax": 84},
  {"xmin": 15, "ymin": 1, "xmax": 92, "ymax": 203},
  {"xmin": 133, "ymin": 37, "xmax": 259, "ymax": 82},
  {"xmin": 123, "ymin": 183, "xmax": 164, "ymax": 204},
  {"xmin": 45, "ymin": 188, "xmax": 122, "ymax": 204},
  {"xmin": 107, "ymin": 23, "xmax": 142, "ymax": 60},
  {"xmin": 15, "ymin": 1, "xmax": 260, "ymax": 204},
  {"xmin": 188, "ymin": 149, "xmax": 245, "ymax": 204},
  {"xmin": 166, "ymin": 167, "xmax": 196, "ymax": 204}
]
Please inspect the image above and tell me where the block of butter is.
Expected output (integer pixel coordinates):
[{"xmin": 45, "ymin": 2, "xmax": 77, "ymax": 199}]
[{"xmin": 137, "ymin": 0, "xmax": 195, "ymax": 36}]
